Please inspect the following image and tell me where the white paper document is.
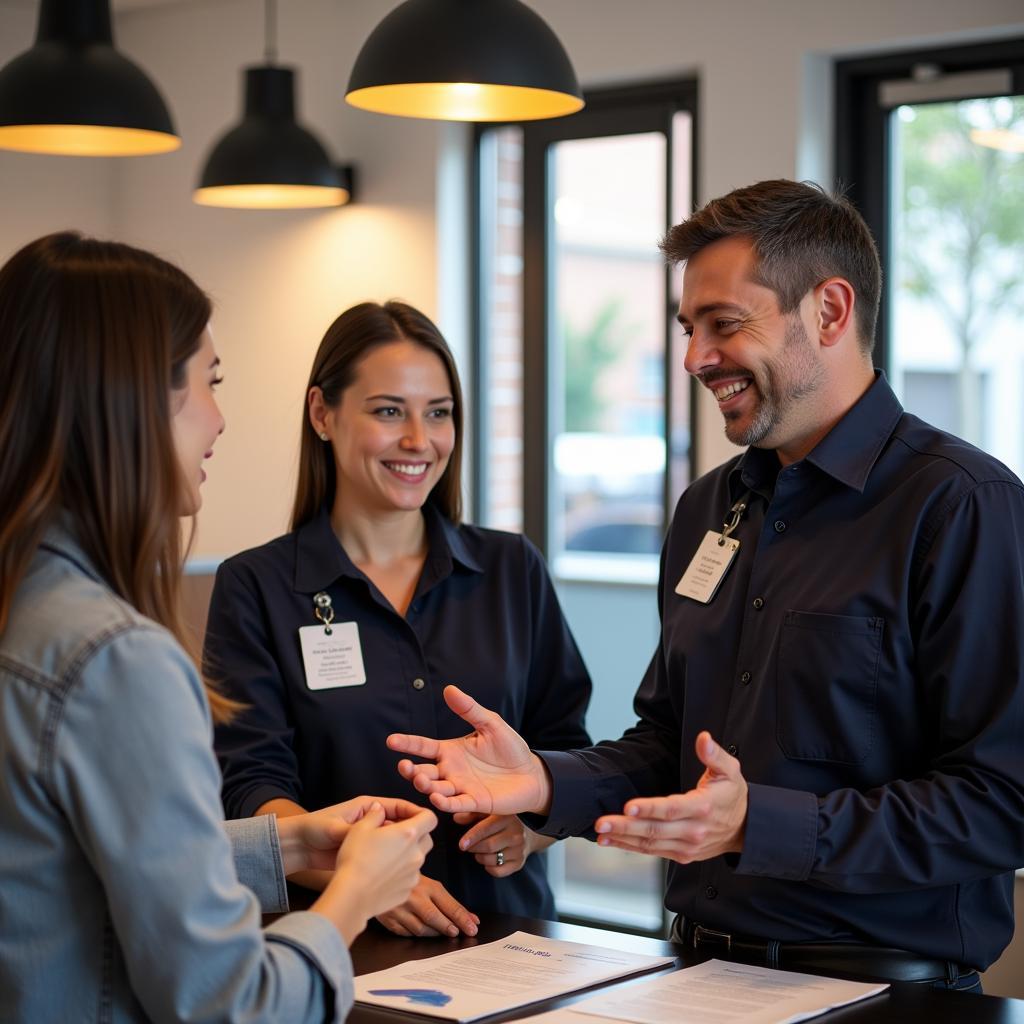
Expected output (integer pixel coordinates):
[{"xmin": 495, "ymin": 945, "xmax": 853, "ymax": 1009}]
[
  {"xmin": 557, "ymin": 959, "xmax": 888, "ymax": 1024},
  {"xmin": 353, "ymin": 930, "xmax": 674, "ymax": 1021}
]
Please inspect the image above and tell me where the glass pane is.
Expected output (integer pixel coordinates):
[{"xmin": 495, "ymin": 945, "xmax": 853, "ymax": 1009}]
[
  {"xmin": 478, "ymin": 126, "xmax": 525, "ymax": 531},
  {"xmin": 549, "ymin": 133, "xmax": 668, "ymax": 583},
  {"xmin": 550, "ymin": 836, "xmax": 664, "ymax": 933},
  {"xmin": 545, "ymin": 131, "xmax": 668, "ymax": 930},
  {"xmin": 889, "ymin": 96, "xmax": 1024, "ymax": 477}
]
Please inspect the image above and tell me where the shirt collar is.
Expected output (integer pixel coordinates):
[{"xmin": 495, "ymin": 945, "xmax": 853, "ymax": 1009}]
[
  {"xmin": 37, "ymin": 513, "xmax": 106, "ymax": 585},
  {"xmin": 293, "ymin": 503, "xmax": 482, "ymax": 594},
  {"xmin": 729, "ymin": 372, "xmax": 903, "ymax": 498},
  {"xmin": 803, "ymin": 372, "xmax": 903, "ymax": 492}
]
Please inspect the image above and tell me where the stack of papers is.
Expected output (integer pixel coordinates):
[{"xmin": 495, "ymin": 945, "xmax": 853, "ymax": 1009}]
[
  {"xmin": 522, "ymin": 959, "xmax": 888, "ymax": 1024},
  {"xmin": 354, "ymin": 930, "xmax": 675, "ymax": 1021}
]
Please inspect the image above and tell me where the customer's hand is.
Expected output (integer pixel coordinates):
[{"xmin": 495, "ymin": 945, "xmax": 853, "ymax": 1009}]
[
  {"xmin": 388, "ymin": 685, "xmax": 552, "ymax": 816},
  {"xmin": 313, "ymin": 803, "xmax": 436, "ymax": 945},
  {"xmin": 455, "ymin": 812, "xmax": 553, "ymax": 877},
  {"xmin": 592, "ymin": 732, "xmax": 748, "ymax": 863},
  {"xmin": 276, "ymin": 795, "xmax": 426, "ymax": 875},
  {"xmin": 376, "ymin": 875, "xmax": 480, "ymax": 938}
]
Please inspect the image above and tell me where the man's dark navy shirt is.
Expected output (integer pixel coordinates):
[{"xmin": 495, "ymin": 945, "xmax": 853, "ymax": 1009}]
[
  {"xmin": 207, "ymin": 505, "xmax": 591, "ymax": 918},
  {"xmin": 537, "ymin": 375, "xmax": 1024, "ymax": 969}
]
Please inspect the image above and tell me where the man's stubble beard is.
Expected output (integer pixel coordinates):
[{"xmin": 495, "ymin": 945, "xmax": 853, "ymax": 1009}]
[{"xmin": 724, "ymin": 316, "xmax": 824, "ymax": 449}]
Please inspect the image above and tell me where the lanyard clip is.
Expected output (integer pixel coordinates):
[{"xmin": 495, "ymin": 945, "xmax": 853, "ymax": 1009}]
[
  {"xmin": 313, "ymin": 591, "xmax": 335, "ymax": 635},
  {"xmin": 720, "ymin": 494, "xmax": 750, "ymax": 545}
]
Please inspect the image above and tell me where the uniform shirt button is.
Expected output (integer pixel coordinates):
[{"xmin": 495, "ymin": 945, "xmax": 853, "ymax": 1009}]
[
  {"xmin": 740, "ymin": 671, "xmax": 752, "ymax": 684},
  {"xmin": 727, "ymin": 744, "xmax": 738, "ymax": 756},
  {"xmin": 774, "ymin": 520, "xmax": 787, "ymax": 533},
  {"xmin": 752, "ymin": 597, "xmax": 764, "ymax": 610},
  {"xmin": 412, "ymin": 677, "xmax": 426, "ymax": 690},
  {"xmin": 705, "ymin": 885, "xmax": 718, "ymax": 899}
]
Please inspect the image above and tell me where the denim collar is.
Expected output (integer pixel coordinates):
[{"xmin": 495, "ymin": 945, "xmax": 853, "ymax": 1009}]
[{"xmin": 37, "ymin": 514, "xmax": 106, "ymax": 586}]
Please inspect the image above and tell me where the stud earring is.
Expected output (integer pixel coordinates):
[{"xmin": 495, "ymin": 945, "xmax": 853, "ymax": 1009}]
[{"xmin": 318, "ymin": 431, "xmax": 329, "ymax": 442}]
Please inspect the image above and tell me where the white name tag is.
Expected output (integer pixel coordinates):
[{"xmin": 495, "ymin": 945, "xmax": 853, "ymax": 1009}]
[
  {"xmin": 675, "ymin": 530, "xmax": 740, "ymax": 603},
  {"xmin": 298, "ymin": 622, "xmax": 366, "ymax": 690}
]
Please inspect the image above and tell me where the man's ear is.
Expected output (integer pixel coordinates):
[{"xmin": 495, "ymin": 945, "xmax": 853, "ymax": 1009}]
[{"xmin": 814, "ymin": 277, "xmax": 857, "ymax": 349}]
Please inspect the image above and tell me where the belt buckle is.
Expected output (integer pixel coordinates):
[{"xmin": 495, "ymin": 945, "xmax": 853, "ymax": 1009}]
[{"xmin": 693, "ymin": 924, "xmax": 732, "ymax": 953}]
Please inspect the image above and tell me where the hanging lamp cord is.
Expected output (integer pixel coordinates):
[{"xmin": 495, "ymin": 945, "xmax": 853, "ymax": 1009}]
[{"xmin": 264, "ymin": 0, "xmax": 277, "ymax": 64}]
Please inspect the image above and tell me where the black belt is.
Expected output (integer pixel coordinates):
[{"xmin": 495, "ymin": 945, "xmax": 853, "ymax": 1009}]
[{"xmin": 676, "ymin": 918, "xmax": 976, "ymax": 985}]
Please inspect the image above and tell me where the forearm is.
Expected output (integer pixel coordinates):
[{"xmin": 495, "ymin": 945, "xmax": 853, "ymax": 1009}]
[
  {"xmin": 740, "ymin": 769, "xmax": 1024, "ymax": 892},
  {"xmin": 310, "ymin": 866, "xmax": 374, "ymax": 946},
  {"xmin": 528, "ymin": 831, "xmax": 557, "ymax": 855}
]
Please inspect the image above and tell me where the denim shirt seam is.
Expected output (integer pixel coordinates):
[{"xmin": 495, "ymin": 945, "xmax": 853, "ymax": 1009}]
[
  {"xmin": 38, "ymin": 623, "xmax": 160, "ymax": 794},
  {"xmin": 264, "ymin": 814, "xmax": 289, "ymax": 911}
]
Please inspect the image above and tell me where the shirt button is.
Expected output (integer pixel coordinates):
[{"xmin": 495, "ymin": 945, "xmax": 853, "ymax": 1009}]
[
  {"xmin": 727, "ymin": 744, "xmax": 738, "ymax": 756},
  {"xmin": 412, "ymin": 678, "xmax": 426, "ymax": 690},
  {"xmin": 752, "ymin": 597, "xmax": 764, "ymax": 610},
  {"xmin": 740, "ymin": 671, "xmax": 752, "ymax": 685},
  {"xmin": 774, "ymin": 520, "xmax": 787, "ymax": 533},
  {"xmin": 705, "ymin": 885, "xmax": 718, "ymax": 899}
]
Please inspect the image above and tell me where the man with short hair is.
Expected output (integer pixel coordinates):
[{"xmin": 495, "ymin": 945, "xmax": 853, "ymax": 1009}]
[{"xmin": 389, "ymin": 180, "xmax": 1024, "ymax": 990}]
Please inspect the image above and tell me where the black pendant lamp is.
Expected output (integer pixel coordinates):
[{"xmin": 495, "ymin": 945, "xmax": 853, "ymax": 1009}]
[
  {"xmin": 346, "ymin": 0, "xmax": 584, "ymax": 122},
  {"xmin": 194, "ymin": 0, "xmax": 352, "ymax": 209},
  {"xmin": 0, "ymin": 0, "xmax": 179, "ymax": 156}
]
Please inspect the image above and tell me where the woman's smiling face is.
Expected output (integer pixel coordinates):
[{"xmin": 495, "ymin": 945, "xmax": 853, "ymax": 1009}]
[{"xmin": 319, "ymin": 338, "xmax": 456, "ymax": 516}]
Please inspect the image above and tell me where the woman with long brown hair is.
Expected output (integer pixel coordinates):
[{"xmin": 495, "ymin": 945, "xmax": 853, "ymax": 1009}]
[
  {"xmin": 206, "ymin": 301, "xmax": 592, "ymax": 939},
  {"xmin": 0, "ymin": 233, "xmax": 435, "ymax": 1022}
]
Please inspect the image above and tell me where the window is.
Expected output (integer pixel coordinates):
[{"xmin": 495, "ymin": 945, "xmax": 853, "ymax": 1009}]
[
  {"xmin": 837, "ymin": 40, "xmax": 1024, "ymax": 477},
  {"xmin": 476, "ymin": 80, "xmax": 697, "ymax": 935}
]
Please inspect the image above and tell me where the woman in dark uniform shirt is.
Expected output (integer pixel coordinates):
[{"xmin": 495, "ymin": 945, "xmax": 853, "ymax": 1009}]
[{"xmin": 206, "ymin": 301, "xmax": 592, "ymax": 938}]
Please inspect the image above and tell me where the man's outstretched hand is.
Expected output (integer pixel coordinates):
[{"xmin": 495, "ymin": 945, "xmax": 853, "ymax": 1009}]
[{"xmin": 387, "ymin": 685, "xmax": 553, "ymax": 816}]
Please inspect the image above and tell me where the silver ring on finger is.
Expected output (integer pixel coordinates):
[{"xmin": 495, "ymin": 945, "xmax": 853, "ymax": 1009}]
[{"xmin": 496, "ymin": 849, "xmax": 505, "ymax": 867}]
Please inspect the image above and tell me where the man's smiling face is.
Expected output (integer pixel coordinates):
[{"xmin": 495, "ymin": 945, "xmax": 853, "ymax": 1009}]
[{"xmin": 679, "ymin": 235, "xmax": 825, "ymax": 452}]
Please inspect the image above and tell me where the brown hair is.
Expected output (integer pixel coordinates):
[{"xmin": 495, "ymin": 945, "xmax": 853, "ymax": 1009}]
[
  {"xmin": 0, "ymin": 231, "xmax": 236, "ymax": 721},
  {"xmin": 660, "ymin": 179, "xmax": 882, "ymax": 351},
  {"xmin": 291, "ymin": 300, "xmax": 464, "ymax": 530}
]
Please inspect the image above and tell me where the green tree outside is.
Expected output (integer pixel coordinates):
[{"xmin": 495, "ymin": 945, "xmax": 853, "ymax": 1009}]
[{"xmin": 896, "ymin": 96, "xmax": 1024, "ymax": 445}]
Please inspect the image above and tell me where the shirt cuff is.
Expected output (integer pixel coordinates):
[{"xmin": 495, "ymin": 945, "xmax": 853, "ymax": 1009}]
[
  {"xmin": 225, "ymin": 815, "xmax": 289, "ymax": 913},
  {"xmin": 237, "ymin": 783, "xmax": 301, "ymax": 820},
  {"xmin": 519, "ymin": 750, "xmax": 610, "ymax": 839},
  {"xmin": 265, "ymin": 912, "xmax": 354, "ymax": 1024},
  {"xmin": 735, "ymin": 782, "xmax": 817, "ymax": 881}
]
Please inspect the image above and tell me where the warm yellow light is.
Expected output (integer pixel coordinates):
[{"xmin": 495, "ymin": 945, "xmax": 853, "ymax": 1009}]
[
  {"xmin": 0, "ymin": 123, "xmax": 180, "ymax": 156},
  {"xmin": 193, "ymin": 184, "xmax": 351, "ymax": 209},
  {"xmin": 345, "ymin": 82, "xmax": 584, "ymax": 122},
  {"xmin": 969, "ymin": 127, "xmax": 1024, "ymax": 154}
]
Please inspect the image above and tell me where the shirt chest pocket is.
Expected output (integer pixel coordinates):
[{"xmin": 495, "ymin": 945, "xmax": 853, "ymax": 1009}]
[{"xmin": 776, "ymin": 610, "xmax": 883, "ymax": 765}]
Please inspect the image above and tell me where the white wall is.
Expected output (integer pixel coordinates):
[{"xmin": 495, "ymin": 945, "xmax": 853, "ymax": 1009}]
[
  {"xmin": 1, "ymin": 0, "xmax": 1022, "ymax": 558},
  {"xmin": 113, "ymin": 0, "xmax": 448, "ymax": 557}
]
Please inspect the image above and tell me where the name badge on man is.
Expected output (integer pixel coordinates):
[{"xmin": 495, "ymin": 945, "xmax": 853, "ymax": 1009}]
[
  {"xmin": 675, "ymin": 531, "xmax": 740, "ymax": 603},
  {"xmin": 299, "ymin": 622, "xmax": 367, "ymax": 690},
  {"xmin": 675, "ymin": 492, "xmax": 749, "ymax": 604}
]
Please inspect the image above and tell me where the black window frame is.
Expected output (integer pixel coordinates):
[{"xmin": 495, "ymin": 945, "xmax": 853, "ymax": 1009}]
[
  {"xmin": 835, "ymin": 38, "xmax": 1024, "ymax": 371},
  {"xmin": 472, "ymin": 78, "xmax": 700, "ymax": 556}
]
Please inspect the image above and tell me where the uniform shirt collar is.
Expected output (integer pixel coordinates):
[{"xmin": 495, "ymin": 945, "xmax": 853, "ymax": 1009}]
[
  {"xmin": 293, "ymin": 503, "xmax": 482, "ymax": 594},
  {"xmin": 729, "ymin": 371, "xmax": 903, "ymax": 499}
]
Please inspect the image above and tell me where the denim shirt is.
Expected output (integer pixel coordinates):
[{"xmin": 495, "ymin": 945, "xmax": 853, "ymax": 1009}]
[{"xmin": 0, "ymin": 527, "xmax": 352, "ymax": 1023}]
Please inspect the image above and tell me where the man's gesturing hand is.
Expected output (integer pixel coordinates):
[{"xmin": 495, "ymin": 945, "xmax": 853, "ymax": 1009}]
[
  {"xmin": 387, "ymin": 685, "xmax": 552, "ymax": 816},
  {"xmin": 593, "ymin": 732, "xmax": 748, "ymax": 863}
]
